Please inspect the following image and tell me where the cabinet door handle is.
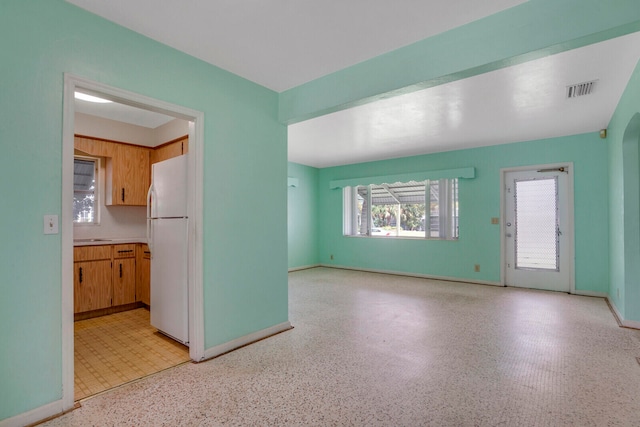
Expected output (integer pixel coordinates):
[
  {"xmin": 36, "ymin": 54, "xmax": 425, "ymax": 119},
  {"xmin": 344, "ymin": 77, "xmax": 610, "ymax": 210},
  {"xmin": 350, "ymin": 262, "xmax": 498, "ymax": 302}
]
[
  {"xmin": 79, "ymin": 267, "xmax": 83, "ymax": 284},
  {"xmin": 121, "ymin": 188, "xmax": 125, "ymax": 202},
  {"xmin": 119, "ymin": 263, "xmax": 123, "ymax": 278},
  {"xmin": 117, "ymin": 249, "xmax": 133, "ymax": 254}
]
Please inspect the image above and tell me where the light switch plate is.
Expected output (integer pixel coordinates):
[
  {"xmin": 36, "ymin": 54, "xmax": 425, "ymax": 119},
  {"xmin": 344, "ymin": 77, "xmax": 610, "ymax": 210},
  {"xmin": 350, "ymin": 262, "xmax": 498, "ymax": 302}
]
[{"xmin": 44, "ymin": 215, "xmax": 59, "ymax": 234}]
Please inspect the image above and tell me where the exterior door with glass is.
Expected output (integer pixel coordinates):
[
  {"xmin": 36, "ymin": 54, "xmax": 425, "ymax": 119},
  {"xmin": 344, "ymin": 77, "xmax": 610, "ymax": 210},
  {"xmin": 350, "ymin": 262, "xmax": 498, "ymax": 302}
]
[{"xmin": 504, "ymin": 167, "xmax": 572, "ymax": 292}]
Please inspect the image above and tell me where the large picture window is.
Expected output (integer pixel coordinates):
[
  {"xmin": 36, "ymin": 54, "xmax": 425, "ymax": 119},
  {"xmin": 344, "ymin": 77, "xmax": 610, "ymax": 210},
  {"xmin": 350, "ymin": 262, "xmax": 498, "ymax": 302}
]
[{"xmin": 343, "ymin": 179, "xmax": 458, "ymax": 239}]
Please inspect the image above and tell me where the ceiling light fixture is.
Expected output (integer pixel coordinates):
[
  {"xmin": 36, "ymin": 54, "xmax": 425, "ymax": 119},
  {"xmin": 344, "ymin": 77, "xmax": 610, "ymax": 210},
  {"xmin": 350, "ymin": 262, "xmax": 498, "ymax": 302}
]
[{"xmin": 74, "ymin": 91, "xmax": 113, "ymax": 103}]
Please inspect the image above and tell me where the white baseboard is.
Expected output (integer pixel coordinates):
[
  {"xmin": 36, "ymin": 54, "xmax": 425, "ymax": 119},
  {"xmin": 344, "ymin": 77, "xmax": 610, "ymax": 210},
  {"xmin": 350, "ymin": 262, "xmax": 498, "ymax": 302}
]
[
  {"xmin": 605, "ymin": 297, "xmax": 640, "ymax": 330},
  {"xmin": 573, "ymin": 290, "xmax": 608, "ymax": 298},
  {"xmin": 0, "ymin": 399, "xmax": 64, "ymax": 427},
  {"xmin": 606, "ymin": 297, "xmax": 624, "ymax": 325},
  {"xmin": 318, "ymin": 264, "xmax": 502, "ymax": 287},
  {"xmin": 315, "ymin": 265, "xmax": 617, "ymax": 297},
  {"xmin": 621, "ymin": 319, "xmax": 640, "ymax": 329},
  {"xmin": 202, "ymin": 321, "xmax": 293, "ymax": 361},
  {"xmin": 288, "ymin": 264, "xmax": 321, "ymax": 272}
]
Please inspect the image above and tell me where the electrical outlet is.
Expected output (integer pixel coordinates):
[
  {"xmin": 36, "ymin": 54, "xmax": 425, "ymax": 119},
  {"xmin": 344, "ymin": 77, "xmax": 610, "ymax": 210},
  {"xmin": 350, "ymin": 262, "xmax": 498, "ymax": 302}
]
[
  {"xmin": 491, "ymin": 217, "xmax": 500, "ymax": 225},
  {"xmin": 617, "ymin": 288, "xmax": 620, "ymax": 299},
  {"xmin": 330, "ymin": 254, "xmax": 334, "ymax": 260},
  {"xmin": 44, "ymin": 215, "xmax": 58, "ymax": 235},
  {"xmin": 474, "ymin": 264, "xmax": 480, "ymax": 272}
]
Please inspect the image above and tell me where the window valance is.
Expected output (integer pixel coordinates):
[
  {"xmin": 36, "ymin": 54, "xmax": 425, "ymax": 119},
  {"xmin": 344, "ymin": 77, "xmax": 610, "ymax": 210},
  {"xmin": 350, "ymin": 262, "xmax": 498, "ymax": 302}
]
[{"xmin": 329, "ymin": 167, "xmax": 475, "ymax": 189}]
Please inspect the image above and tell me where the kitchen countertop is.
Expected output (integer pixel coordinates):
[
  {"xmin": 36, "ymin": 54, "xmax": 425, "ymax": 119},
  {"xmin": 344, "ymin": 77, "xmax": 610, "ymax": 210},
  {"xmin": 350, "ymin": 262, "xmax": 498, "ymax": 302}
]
[{"xmin": 74, "ymin": 237, "xmax": 147, "ymax": 247}]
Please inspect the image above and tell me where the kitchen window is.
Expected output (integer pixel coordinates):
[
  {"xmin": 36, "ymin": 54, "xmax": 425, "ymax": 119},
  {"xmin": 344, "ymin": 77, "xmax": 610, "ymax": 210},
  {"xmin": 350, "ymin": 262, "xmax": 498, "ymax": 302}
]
[
  {"xmin": 74, "ymin": 156, "xmax": 99, "ymax": 224},
  {"xmin": 343, "ymin": 179, "xmax": 458, "ymax": 239}
]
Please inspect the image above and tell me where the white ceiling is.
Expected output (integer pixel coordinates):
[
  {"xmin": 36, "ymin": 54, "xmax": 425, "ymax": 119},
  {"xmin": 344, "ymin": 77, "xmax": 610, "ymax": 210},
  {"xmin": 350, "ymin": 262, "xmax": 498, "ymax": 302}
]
[
  {"xmin": 290, "ymin": 32, "xmax": 640, "ymax": 167},
  {"xmin": 66, "ymin": 0, "xmax": 526, "ymax": 92},
  {"xmin": 65, "ymin": 1, "xmax": 640, "ymax": 169},
  {"xmin": 75, "ymin": 95, "xmax": 176, "ymax": 129}
]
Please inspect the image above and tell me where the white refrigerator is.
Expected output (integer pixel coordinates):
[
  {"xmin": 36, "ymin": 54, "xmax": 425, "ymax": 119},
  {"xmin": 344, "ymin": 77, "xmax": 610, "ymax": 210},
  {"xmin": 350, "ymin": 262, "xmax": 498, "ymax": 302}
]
[{"xmin": 147, "ymin": 155, "xmax": 189, "ymax": 346}]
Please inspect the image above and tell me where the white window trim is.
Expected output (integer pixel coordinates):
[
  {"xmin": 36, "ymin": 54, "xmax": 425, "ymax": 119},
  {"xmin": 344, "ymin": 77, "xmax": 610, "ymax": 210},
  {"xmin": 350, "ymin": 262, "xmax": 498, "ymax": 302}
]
[
  {"xmin": 432, "ymin": 179, "xmax": 458, "ymax": 239},
  {"xmin": 343, "ymin": 179, "xmax": 459, "ymax": 240}
]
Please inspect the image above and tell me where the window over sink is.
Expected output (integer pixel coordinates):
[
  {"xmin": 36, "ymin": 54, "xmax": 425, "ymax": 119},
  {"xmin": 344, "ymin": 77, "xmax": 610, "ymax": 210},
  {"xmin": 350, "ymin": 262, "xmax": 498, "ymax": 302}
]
[{"xmin": 74, "ymin": 156, "xmax": 100, "ymax": 224}]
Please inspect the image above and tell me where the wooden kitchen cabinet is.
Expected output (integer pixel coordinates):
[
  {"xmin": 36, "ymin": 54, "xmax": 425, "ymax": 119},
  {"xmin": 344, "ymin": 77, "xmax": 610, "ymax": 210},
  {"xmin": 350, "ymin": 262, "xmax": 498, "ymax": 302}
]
[
  {"xmin": 74, "ymin": 136, "xmax": 115, "ymax": 157},
  {"xmin": 150, "ymin": 136, "xmax": 188, "ymax": 165},
  {"xmin": 74, "ymin": 246, "xmax": 113, "ymax": 314},
  {"xmin": 136, "ymin": 244, "xmax": 151, "ymax": 306},
  {"xmin": 113, "ymin": 243, "xmax": 136, "ymax": 259},
  {"xmin": 74, "ymin": 245, "xmax": 112, "ymax": 262},
  {"xmin": 74, "ymin": 261, "xmax": 113, "ymax": 313},
  {"xmin": 75, "ymin": 135, "xmax": 189, "ymax": 208},
  {"xmin": 112, "ymin": 244, "xmax": 136, "ymax": 306},
  {"xmin": 74, "ymin": 243, "xmax": 142, "ymax": 315},
  {"xmin": 75, "ymin": 135, "xmax": 151, "ymax": 206},
  {"xmin": 106, "ymin": 143, "xmax": 150, "ymax": 206}
]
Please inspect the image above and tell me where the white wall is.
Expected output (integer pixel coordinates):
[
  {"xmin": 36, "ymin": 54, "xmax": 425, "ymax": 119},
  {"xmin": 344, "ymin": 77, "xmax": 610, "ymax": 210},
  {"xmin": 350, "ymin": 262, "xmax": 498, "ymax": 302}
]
[{"xmin": 154, "ymin": 119, "xmax": 190, "ymax": 145}]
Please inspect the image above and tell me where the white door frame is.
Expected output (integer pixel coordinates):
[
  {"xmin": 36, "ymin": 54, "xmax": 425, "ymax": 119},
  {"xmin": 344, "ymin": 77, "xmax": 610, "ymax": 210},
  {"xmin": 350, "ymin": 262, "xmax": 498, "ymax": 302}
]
[
  {"xmin": 500, "ymin": 163, "xmax": 575, "ymax": 293},
  {"xmin": 61, "ymin": 74, "xmax": 205, "ymax": 411}
]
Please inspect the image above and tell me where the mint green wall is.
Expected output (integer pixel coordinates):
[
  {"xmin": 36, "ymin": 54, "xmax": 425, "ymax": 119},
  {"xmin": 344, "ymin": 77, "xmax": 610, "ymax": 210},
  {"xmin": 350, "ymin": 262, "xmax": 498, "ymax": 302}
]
[
  {"xmin": 280, "ymin": 0, "xmax": 640, "ymax": 124},
  {"xmin": 318, "ymin": 134, "xmax": 609, "ymax": 291},
  {"xmin": 607, "ymin": 59, "xmax": 640, "ymax": 321},
  {"xmin": 0, "ymin": 1, "xmax": 287, "ymax": 421},
  {"xmin": 288, "ymin": 162, "xmax": 320, "ymax": 269}
]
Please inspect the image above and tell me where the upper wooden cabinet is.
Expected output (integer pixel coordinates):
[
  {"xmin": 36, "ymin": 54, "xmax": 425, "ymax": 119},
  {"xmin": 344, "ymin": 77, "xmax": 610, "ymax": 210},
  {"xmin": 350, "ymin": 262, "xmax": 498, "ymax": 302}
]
[
  {"xmin": 75, "ymin": 136, "xmax": 150, "ymax": 207},
  {"xmin": 74, "ymin": 134, "xmax": 188, "ymax": 207},
  {"xmin": 150, "ymin": 137, "xmax": 189, "ymax": 165},
  {"xmin": 74, "ymin": 136, "xmax": 116, "ymax": 157},
  {"xmin": 106, "ymin": 144, "xmax": 150, "ymax": 206}
]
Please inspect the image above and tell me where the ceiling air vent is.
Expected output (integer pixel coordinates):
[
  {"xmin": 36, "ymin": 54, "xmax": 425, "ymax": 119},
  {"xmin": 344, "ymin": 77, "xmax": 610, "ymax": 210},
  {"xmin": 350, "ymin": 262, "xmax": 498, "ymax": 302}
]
[{"xmin": 566, "ymin": 80, "xmax": 597, "ymax": 99}]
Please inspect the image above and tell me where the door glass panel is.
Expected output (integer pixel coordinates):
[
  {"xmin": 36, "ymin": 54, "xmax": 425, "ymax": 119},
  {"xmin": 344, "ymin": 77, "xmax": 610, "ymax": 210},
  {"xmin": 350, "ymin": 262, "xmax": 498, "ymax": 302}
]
[{"xmin": 515, "ymin": 177, "xmax": 559, "ymax": 271}]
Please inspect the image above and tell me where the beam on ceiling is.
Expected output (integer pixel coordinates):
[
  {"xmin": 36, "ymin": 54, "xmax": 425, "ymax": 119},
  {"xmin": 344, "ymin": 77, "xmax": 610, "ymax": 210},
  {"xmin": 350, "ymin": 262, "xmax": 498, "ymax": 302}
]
[{"xmin": 279, "ymin": 0, "xmax": 640, "ymax": 125}]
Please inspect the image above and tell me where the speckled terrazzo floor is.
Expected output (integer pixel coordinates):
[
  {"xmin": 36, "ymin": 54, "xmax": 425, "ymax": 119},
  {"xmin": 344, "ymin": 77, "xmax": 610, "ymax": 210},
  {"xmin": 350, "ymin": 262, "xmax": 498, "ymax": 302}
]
[{"xmin": 43, "ymin": 267, "xmax": 640, "ymax": 426}]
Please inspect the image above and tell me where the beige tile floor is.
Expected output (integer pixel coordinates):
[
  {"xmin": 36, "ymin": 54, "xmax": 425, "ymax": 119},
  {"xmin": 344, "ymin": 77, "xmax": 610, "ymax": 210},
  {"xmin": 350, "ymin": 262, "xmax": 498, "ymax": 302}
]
[
  {"xmin": 45, "ymin": 268, "xmax": 640, "ymax": 426},
  {"xmin": 74, "ymin": 308, "xmax": 190, "ymax": 401}
]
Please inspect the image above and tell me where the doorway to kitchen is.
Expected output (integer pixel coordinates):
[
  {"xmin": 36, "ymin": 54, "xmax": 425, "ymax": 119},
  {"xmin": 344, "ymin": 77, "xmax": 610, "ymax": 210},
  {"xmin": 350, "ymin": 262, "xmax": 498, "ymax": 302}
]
[
  {"xmin": 62, "ymin": 75, "xmax": 205, "ymax": 410},
  {"xmin": 501, "ymin": 164, "xmax": 575, "ymax": 293}
]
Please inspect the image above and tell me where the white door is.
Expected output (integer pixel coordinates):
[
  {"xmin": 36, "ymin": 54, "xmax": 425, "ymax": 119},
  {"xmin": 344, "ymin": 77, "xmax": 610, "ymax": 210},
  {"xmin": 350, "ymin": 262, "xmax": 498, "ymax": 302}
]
[{"xmin": 504, "ymin": 167, "xmax": 572, "ymax": 292}]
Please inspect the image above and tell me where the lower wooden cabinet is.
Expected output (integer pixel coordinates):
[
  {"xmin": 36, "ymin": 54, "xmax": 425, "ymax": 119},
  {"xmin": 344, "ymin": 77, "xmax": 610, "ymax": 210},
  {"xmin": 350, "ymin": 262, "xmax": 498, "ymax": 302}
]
[
  {"xmin": 74, "ymin": 243, "xmax": 148, "ymax": 315},
  {"xmin": 112, "ymin": 244, "xmax": 136, "ymax": 306},
  {"xmin": 113, "ymin": 258, "xmax": 136, "ymax": 306},
  {"xmin": 136, "ymin": 244, "xmax": 151, "ymax": 306},
  {"xmin": 74, "ymin": 260, "xmax": 112, "ymax": 313}
]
